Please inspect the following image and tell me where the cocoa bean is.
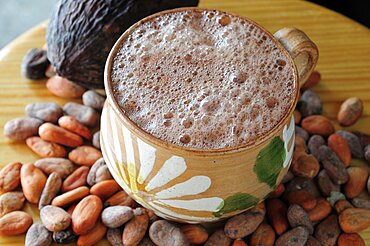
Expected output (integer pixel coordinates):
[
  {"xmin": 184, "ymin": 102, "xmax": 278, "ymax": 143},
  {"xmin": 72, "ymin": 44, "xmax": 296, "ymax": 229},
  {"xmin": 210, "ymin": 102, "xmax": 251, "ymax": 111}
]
[
  {"xmin": 337, "ymin": 97, "xmax": 363, "ymax": 127},
  {"xmin": 149, "ymin": 220, "xmax": 189, "ymax": 246},
  {"xmin": 339, "ymin": 208, "xmax": 370, "ymax": 233},
  {"xmin": 351, "ymin": 197, "xmax": 370, "ymax": 209},
  {"xmin": 101, "ymin": 206, "xmax": 133, "ymax": 228},
  {"xmin": 90, "ymin": 179, "xmax": 121, "ymax": 200},
  {"xmin": 181, "ymin": 224, "xmax": 208, "ymax": 245},
  {"xmin": 123, "ymin": 208, "xmax": 150, "ymax": 246},
  {"xmin": 306, "ymin": 236, "xmax": 321, "ymax": 246},
  {"xmin": 301, "ymin": 115, "xmax": 334, "ymax": 137},
  {"xmin": 269, "ymin": 183, "xmax": 285, "ymax": 198},
  {"xmin": 365, "ymin": 145, "xmax": 370, "ymax": 163},
  {"xmin": 68, "ymin": 146, "xmax": 102, "ymax": 166},
  {"xmin": 275, "ymin": 226, "xmax": 309, "ymax": 246},
  {"xmin": 25, "ymin": 223, "xmax": 52, "ymax": 246},
  {"xmin": 58, "ymin": 116, "xmax": 92, "ymax": 139},
  {"xmin": 77, "ymin": 221, "xmax": 107, "ymax": 246},
  {"xmin": 52, "ymin": 186, "xmax": 90, "ymax": 207},
  {"xmin": 26, "ymin": 136, "xmax": 67, "ymax": 158},
  {"xmin": 314, "ymin": 215, "xmax": 340, "ymax": 246},
  {"xmin": 82, "ymin": 90, "xmax": 106, "ymax": 111},
  {"xmin": 352, "ymin": 131, "xmax": 370, "ymax": 148},
  {"xmin": 40, "ymin": 205, "xmax": 71, "ymax": 232},
  {"xmin": 298, "ymin": 89, "xmax": 322, "ymax": 117},
  {"xmin": 317, "ymin": 170, "xmax": 340, "ymax": 197},
  {"xmin": 232, "ymin": 239, "xmax": 247, "ymax": 246},
  {"xmin": 0, "ymin": 191, "xmax": 25, "ymax": 217},
  {"xmin": 224, "ymin": 202, "xmax": 265, "ymax": 238},
  {"xmin": 25, "ymin": 102, "xmax": 63, "ymax": 123},
  {"xmin": 138, "ymin": 237, "xmax": 156, "ymax": 246},
  {"xmin": 87, "ymin": 158, "xmax": 112, "ymax": 186},
  {"xmin": 291, "ymin": 153, "xmax": 319, "ymax": 179},
  {"xmin": 249, "ymin": 223, "xmax": 275, "ymax": 246},
  {"xmin": 4, "ymin": 117, "xmax": 42, "ymax": 140},
  {"xmin": 39, "ymin": 172, "xmax": 62, "ymax": 209},
  {"xmin": 63, "ymin": 102, "xmax": 99, "ymax": 127},
  {"xmin": 337, "ymin": 130, "xmax": 363, "ymax": 159},
  {"xmin": 338, "ymin": 233, "xmax": 365, "ymax": 246},
  {"xmin": 308, "ymin": 198, "xmax": 332, "ymax": 222},
  {"xmin": 335, "ymin": 199, "xmax": 353, "ymax": 214},
  {"xmin": 318, "ymin": 145, "xmax": 348, "ymax": 185},
  {"xmin": 205, "ymin": 229, "xmax": 232, "ymax": 246},
  {"xmin": 301, "ymin": 70, "xmax": 321, "ymax": 90},
  {"xmin": 328, "ymin": 133, "xmax": 351, "ymax": 166},
  {"xmin": 295, "ymin": 126, "xmax": 309, "ymax": 142},
  {"xmin": 39, "ymin": 122, "xmax": 83, "ymax": 147},
  {"xmin": 34, "ymin": 158, "xmax": 75, "ymax": 178},
  {"xmin": 107, "ymin": 228, "xmax": 124, "ymax": 246},
  {"xmin": 104, "ymin": 190, "xmax": 135, "ymax": 208},
  {"xmin": 294, "ymin": 110, "xmax": 301, "ymax": 124},
  {"xmin": 21, "ymin": 163, "xmax": 47, "ymax": 204},
  {"xmin": 92, "ymin": 130, "xmax": 101, "ymax": 149},
  {"xmin": 287, "ymin": 204, "xmax": 313, "ymax": 234},
  {"xmin": 62, "ymin": 166, "xmax": 89, "ymax": 192},
  {"xmin": 0, "ymin": 211, "xmax": 33, "ymax": 236},
  {"xmin": 266, "ymin": 198, "xmax": 288, "ymax": 235},
  {"xmin": 53, "ymin": 228, "xmax": 78, "ymax": 244},
  {"xmin": 282, "ymin": 171, "xmax": 294, "ymax": 183},
  {"xmin": 307, "ymin": 135, "xmax": 326, "ymax": 161},
  {"xmin": 46, "ymin": 76, "xmax": 85, "ymax": 98},
  {"xmin": 344, "ymin": 167, "xmax": 368, "ymax": 198},
  {"xmin": 0, "ymin": 161, "xmax": 22, "ymax": 194},
  {"xmin": 72, "ymin": 195, "xmax": 103, "ymax": 235}
]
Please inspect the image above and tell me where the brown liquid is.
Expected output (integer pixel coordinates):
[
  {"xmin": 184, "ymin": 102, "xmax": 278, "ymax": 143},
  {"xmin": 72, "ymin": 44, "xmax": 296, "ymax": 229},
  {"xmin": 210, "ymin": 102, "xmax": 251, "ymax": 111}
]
[{"xmin": 111, "ymin": 9, "xmax": 296, "ymax": 149}]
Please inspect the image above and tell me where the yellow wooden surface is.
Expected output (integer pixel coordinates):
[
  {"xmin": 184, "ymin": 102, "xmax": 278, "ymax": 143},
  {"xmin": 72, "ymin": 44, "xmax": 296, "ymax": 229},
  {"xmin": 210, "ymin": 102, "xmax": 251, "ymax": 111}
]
[{"xmin": 0, "ymin": 0, "xmax": 369, "ymax": 245}]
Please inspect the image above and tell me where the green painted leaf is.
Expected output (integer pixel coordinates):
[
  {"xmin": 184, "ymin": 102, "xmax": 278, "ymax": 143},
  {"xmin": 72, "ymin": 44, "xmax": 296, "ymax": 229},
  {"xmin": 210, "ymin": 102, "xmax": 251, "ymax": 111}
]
[
  {"xmin": 253, "ymin": 136, "xmax": 286, "ymax": 188},
  {"xmin": 213, "ymin": 193, "xmax": 259, "ymax": 217}
]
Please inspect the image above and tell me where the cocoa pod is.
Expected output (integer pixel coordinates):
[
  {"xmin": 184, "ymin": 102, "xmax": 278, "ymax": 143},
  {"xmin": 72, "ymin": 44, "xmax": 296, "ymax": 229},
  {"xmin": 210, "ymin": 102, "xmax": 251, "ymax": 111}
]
[
  {"xmin": 308, "ymin": 198, "xmax": 332, "ymax": 222},
  {"xmin": 149, "ymin": 220, "xmax": 189, "ymax": 246},
  {"xmin": 298, "ymin": 89, "xmax": 322, "ymax": 117},
  {"xmin": 351, "ymin": 197, "xmax": 370, "ymax": 209},
  {"xmin": 25, "ymin": 102, "xmax": 63, "ymax": 123},
  {"xmin": 295, "ymin": 126, "xmax": 309, "ymax": 142},
  {"xmin": 344, "ymin": 167, "xmax": 368, "ymax": 198},
  {"xmin": 82, "ymin": 90, "xmax": 106, "ymax": 111},
  {"xmin": 25, "ymin": 223, "xmax": 52, "ymax": 246},
  {"xmin": 0, "ymin": 211, "xmax": 33, "ymax": 236},
  {"xmin": 301, "ymin": 115, "xmax": 334, "ymax": 137},
  {"xmin": 72, "ymin": 195, "xmax": 103, "ymax": 235},
  {"xmin": 335, "ymin": 199, "xmax": 353, "ymax": 214},
  {"xmin": 205, "ymin": 229, "xmax": 232, "ymax": 246},
  {"xmin": 26, "ymin": 136, "xmax": 67, "ymax": 158},
  {"xmin": 287, "ymin": 204, "xmax": 313, "ymax": 234},
  {"xmin": 58, "ymin": 116, "xmax": 92, "ymax": 139},
  {"xmin": 181, "ymin": 224, "xmax": 208, "ymax": 245},
  {"xmin": 275, "ymin": 226, "xmax": 309, "ymax": 246},
  {"xmin": 307, "ymin": 135, "xmax": 326, "ymax": 160},
  {"xmin": 62, "ymin": 166, "xmax": 89, "ymax": 192},
  {"xmin": 53, "ymin": 228, "xmax": 78, "ymax": 244},
  {"xmin": 123, "ymin": 208, "xmax": 150, "ymax": 246},
  {"xmin": 4, "ymin": 117, "xmax": 42, "ymax": 140},
  {"xmin": 224, "ymin": 202, "xmax": 265, "ymax": 238},
  {"xmin": 101, "ymin": 206, "xmax": 133, "ymax": 228},
  {"xmin": 77, "ymin": 220, "xmax": 107, "ymax": 246},
  {"xmin": 318, "ymin": 145, "xmax": 348, "ymax": 185},
  {"xmin": 301, "ymin": 70, "xmax": 321, "ymax": 90},
  {"xmin": 0, "ymin": 191, "xmax": 25, "ymax": 217},
  {"xmin": 317, "ymin": 169, "xmax": 340, "ymax": 197},
  {"xmin": 40, "ymin": 205, "xmax": 71, "ymax": 232},
  {"xmin": 337, "ymin": 130, "xmax": 363, "ymax": 159},
  {"xmin": 339, "ymin": 208, "xmax": 370, "ymax": 233},
  {"xmin": 90, "ymin": 179, "xmax": 121, "ymax": 200},
  {"xmin": 291, "ymin": 153, "xmax": 319, "ymax": 179},
  {"xmin": 21, "ymin": 163, "xmax": 47, "ymax": 203},
  {"xmin": 39, "ymin": 172, "xmax": 62, "ymax": 209},
  {"xmin": 46, "ymin": 76, "xmax": 85, "ymax": 98},
  {"xmin": 266, "ymin": 199, "xmax": 288, "ymax": 235},
  {"xmin": 39, "ymin": 122, "xmax": 83, "ymax": 147},
  {"xmin": 337, "ymin": 97, "xmax": 363, "ymax": 127},
  {"xmin": 68, "ymin": 146, "xmax": 102, "ymax": 166},
  {"xmin": 107, "ymin": 228, "xmax": 123, "ymax": 246},
  {"xmin": 249, "ymin": 223, "xmax": 275, "ymax": 246},
  {"xmin": 92, "ymin": 130, "xmax": 101, "ymax": 149},
  {"xmin": 338, "ymin": 233, "xmax": 365, "ymax": 246},
  {"xmin": 52, "ymin": 186, "xmax": 90, "ymax": 207},
  {"xmin": 34, "ymin": 158, "xmax": 74, "ymax": 178},
  {"xmin": 104, "ymin": 190, "xmax": 135, "ymax": 207},
  {"xmin": 63, "ymin": 102, "xmax": 99, "ymax": 127},
  {"xmin": 0, "ymin": 161, "xmax": 22, "ymax": 194},
  {"xmin": 315, "ymin": 214, "xmax": 340, "ymax": 246},
  {"xmin": 87, "ymin": 158, "xmax": 112, "ymax": 186},
  {"xmin": 328, "ymin": 133, "xmax": 351, "ymax": 167}
]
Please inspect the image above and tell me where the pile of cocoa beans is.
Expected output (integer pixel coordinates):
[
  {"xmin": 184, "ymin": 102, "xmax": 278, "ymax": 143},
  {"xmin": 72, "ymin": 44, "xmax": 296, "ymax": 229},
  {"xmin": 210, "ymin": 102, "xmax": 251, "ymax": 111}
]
[{"xmin": 1, "ymin": 47, "xmax": 370, "ymax": 246}]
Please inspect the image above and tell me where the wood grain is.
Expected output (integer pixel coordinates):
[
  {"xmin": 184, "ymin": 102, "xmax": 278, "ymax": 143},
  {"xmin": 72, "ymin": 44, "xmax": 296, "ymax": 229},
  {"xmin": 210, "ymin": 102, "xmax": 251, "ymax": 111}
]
[{"xmin": 0, "ymin": 0, "xmax": 369, "ymax": 245}]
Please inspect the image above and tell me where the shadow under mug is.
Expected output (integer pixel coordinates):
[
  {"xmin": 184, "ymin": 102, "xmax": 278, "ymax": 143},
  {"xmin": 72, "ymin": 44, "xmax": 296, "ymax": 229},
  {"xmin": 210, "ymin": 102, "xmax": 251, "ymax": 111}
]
[{"xmin": 101, "ymin": 7, "xmax": 318, "ymax": 223}]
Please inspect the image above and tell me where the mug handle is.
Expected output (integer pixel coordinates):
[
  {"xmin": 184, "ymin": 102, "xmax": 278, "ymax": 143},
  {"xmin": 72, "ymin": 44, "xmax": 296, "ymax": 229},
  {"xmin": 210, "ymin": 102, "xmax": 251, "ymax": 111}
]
[{"xmin": 274, "ymin": 27, "xmax": 319, "ymax": 87}]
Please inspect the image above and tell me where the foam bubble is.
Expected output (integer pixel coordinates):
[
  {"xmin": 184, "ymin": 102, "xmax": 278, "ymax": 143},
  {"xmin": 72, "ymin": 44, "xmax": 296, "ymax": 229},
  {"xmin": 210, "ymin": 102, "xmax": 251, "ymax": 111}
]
[{"xmin": 111, "ymin": 9, "xmax": 296, "ymax": 149}]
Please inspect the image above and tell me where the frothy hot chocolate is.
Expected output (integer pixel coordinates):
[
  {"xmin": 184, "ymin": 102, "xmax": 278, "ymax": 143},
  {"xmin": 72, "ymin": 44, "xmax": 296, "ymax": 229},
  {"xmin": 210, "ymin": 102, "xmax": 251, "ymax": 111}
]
[{"xmin": 110, "ymin": 9, "xmax": 297, "ymax": 149}]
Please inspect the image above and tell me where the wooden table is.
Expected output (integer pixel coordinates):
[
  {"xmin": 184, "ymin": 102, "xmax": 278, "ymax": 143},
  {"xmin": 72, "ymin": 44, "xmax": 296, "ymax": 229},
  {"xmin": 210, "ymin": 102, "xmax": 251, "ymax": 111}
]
[{"xmin": 0, "ymin": 0, "xmax": 369, "ymax": 244}]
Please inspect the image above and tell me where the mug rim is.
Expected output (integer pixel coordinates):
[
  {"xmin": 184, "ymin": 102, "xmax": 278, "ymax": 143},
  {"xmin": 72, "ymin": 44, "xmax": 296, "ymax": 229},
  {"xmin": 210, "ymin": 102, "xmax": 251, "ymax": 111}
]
[{"xmin": 104, "ymin": 7, "xmax": 299, "ymax": 155}]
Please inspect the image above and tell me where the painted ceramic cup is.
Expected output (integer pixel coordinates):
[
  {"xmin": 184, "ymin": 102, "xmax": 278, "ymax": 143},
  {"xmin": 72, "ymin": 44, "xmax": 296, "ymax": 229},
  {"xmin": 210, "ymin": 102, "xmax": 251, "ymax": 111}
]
[{"xmin": 101, "ymin": 8, "xmax": 318, "ymax": 223}]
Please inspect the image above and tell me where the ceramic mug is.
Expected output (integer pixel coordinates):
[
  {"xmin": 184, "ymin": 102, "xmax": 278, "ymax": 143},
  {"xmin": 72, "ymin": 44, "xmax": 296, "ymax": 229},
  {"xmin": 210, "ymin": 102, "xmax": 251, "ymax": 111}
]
[{"xmin": 101, "ymin": 7, "xmax": 318, "ymax": 223}]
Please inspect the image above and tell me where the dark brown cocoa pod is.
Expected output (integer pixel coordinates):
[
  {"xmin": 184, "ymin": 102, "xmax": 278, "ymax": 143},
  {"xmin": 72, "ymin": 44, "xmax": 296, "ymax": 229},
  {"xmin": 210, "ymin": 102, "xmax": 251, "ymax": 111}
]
[
  {"xmin": 314, "ymin": 215, "xmax": 340, "ymax": 246},
  {"xmin": 337, "ymin": 130, "xmax": 363, "ymax": 159},
  {"xmin": 297, "ymin": 90, "xmax": 322, "ymax": 117},
  {"xmin": 318, "ymin": 146, "xmax": 348, "ymax": 185},
  {"xmin": 308, "ymin": 135, "xmax": 326, "ymax": 160},
  {"xmin": 46, "ymin": 0, "xmax": 199, "ymax": 88},
  {"xmin": 21, "ymin": 48, "xmax": 50, "ymax": 80}
]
